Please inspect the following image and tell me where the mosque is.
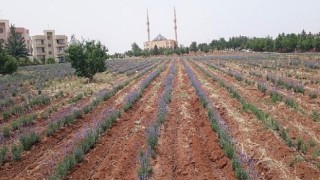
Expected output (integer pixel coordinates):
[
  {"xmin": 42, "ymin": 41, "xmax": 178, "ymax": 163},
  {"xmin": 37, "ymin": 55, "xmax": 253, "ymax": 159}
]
[{"xmin": 144, "ymin": 7, "xmax": 178, "ymax": 50}]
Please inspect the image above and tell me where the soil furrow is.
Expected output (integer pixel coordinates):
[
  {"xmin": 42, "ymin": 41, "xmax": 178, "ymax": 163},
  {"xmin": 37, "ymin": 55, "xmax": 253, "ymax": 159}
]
[{"xmin": 151, "ymin": 59, "xmax": 236, "ymax": 180}]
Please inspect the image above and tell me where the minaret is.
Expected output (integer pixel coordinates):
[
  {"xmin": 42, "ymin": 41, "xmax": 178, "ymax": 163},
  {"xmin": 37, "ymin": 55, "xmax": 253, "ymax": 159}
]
[
  {"xmin": 147, "ymin": 10, "xmax": 150, "ymax": 42},
  {"xmin": 174, "ymin": 7, "xmax": 178, "ymax": 47}
]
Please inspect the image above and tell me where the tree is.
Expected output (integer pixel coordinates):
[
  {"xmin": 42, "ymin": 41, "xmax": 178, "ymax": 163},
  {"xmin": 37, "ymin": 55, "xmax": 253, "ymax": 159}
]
[
  {"xmin": 5, "ymin": 25, "xmax": 28, "ymax": 59},
  {"xmin": 153, "ymin": 45, "xmax": 160, "ymax": 55},
  {"xmin": 131, "ymin": 42, "xmax": 142, "ymax": 56},
  {"xmin": 189, "ymin": 42, "xmax": 198, "ymax": 52},
  {"xmin": 198, "ymin": 43, "xmax": 210, "ymax": 53},
  {"xmin": 0, "ymin": 41, "xmax": 18, "ymax": 74},
  {"xmin": 313, "ymin": 34, "xmax": 320, "ymax": 50},
  {"xmin": 66, "ymin": 40, "xmax": 108, "ymax": 81}
]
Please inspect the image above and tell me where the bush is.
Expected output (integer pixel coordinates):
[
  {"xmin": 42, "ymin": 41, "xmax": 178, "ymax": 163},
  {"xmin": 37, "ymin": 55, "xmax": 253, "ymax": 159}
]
[
  {"xmin": 11, "ymin": 144, "xmax": 22, "ymax": 161},
  {"xmin": 0, "ymin": 146, "xmax": 8, "ymax": 165},
  {"xmin": 66, "ymin": 40, "xmax": 108, "ymax": 81},
  {"xmin": 312, "ymin": 110, "xmax": 320, "ymax": 122},
  {"xmin": 2, "ymin": 112, "xmax": 11, "ymax": 121},
  {"xmin": 2, "ymin": 126, "xmax": 10, "ymax": 137},
  {"xmin": 19, "ymin": 132, "xmax": 40, "ymax": 151},
  {"xmin": 0, "ymin": 54, "xmax": 18, "ymax": 75},
  {"xmin": 46, "ymin": 57, "xmax": 56, "ymax": 64}
]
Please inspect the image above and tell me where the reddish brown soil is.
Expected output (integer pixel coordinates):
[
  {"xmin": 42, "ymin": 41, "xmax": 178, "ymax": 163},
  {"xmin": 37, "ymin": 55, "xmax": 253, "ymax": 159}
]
[
  {"xmin": 189, "ymin": 60, "xmax": 320, "ymax": 179},
  {"xmin": 67, "ymin": 63, "xmax": 170, "ymax": 179},
  {"xmin": 151, "ymin": 60, "xmax": 236, "ymax": 180},
  {"xmin": 0, "ymin": 62, "xmax": 164, "ymax": 179}
]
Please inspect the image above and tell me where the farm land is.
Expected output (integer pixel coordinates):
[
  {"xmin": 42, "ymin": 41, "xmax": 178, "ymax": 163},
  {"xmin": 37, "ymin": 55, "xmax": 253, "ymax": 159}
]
[{"xmin": 0, "ymin": 52, "xmax": 320, "ymax": 179}]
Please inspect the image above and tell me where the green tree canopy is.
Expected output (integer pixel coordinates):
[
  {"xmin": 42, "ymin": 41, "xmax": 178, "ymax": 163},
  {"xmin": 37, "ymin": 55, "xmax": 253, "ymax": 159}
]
[
  {"xmin": 5, "ymin": 25, "xmax": 28, "ymax": 59},
  {"xmin": 190, "ymin": 42, "xmax": 198, "ymax": 52},
  {"xmin": 0, "ymin": 41, "xmax": 18, "ymax": 74},
  {"xmin": 131, "ymin": 42, "xmax": 142, "ymax": 56},
  {"xmin": 153, "ymin": 45, "xmax": 160, "ymax": 55},
  {"xmin": 66, "ymin": 40, "xmax": 108, "ymax": 81}
]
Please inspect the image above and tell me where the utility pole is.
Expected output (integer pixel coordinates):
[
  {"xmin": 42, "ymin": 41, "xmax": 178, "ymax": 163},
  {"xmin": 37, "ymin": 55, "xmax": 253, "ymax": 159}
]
[
  {"xmin": 147, "ymin": 10, "xmax": 150, "ymax": 42},
  {"xmin": 174, "ymin": 7, "xmax": 178, "ymax": 47}
]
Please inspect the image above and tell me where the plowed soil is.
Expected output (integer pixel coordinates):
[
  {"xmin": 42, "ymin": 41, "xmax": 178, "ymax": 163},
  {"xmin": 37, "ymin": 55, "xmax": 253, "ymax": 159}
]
[
  {"xmin": 68, "ymin": 63, "xmax": 169, "ymax": 179},
  {"xmin": 151, "ymin": 60, "xmax": 235, "ymax": 180}
]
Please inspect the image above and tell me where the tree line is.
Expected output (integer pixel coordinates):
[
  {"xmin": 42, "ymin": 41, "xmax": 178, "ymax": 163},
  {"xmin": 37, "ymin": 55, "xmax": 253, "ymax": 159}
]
[
  {"xmin": 202, "ymin": 30, "xmax": 320, "ymax": 53},
  {"xmin": 120, "ymin": 30, "xmax": 320, "ymax": 58}
]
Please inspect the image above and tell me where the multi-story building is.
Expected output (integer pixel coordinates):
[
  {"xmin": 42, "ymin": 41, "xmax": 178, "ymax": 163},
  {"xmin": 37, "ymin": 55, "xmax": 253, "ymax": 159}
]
[
  {"xmin": 32, "ymin": 30, "xmax": 68, "ymax": 62},
  {"xmin": 0, "ymin": 19, "xmax": 32, "ymax": 55},
  {"xmin": 0, "ymin": 19, "xmax": 9, "ymax": 44}
]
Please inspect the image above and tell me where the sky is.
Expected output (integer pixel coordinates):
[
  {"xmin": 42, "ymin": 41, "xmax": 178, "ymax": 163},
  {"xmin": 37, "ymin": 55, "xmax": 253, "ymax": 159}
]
[{"xmin": 1, "ymin": 0, "xmax": 320, "ymax": 53}]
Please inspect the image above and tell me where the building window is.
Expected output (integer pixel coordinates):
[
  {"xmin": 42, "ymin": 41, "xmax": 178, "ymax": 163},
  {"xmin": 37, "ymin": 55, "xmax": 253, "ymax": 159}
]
[
  {"xmin": 48, "ymin": 44, "xmax": 52, "ymax": 47},
  {"xmin": 49, "ymin": 51, "xmax": 52, "ymax": 55},
  {"xmin": 57, "ymin": 39, "xmax": 64, "ymax": 44},
  {"xmin": 57, "ymin": 47, "xmax": 64, "ymax": 52},
  {"xmin": 0, "ymin": 28, "xmax": 3, "ymax": 33}
]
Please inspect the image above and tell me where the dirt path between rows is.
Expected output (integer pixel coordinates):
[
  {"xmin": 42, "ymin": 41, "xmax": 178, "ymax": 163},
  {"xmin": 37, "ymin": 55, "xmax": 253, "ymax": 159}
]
[{"xmin": 151, "ymin": 59, "xmax": 235, "ymax": 180}]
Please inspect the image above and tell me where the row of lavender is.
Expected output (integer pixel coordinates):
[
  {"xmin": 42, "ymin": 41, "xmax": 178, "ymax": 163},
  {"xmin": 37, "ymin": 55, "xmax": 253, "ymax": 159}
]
[
  {"xmin": 0, "ymin": 59, "xmax": 166, "ymax": 167},
  {"xmin": 183, "ymin": 60, "xmax": 251, "ymax": 180},
  {"xmin": 0, "ymin": 59, "xmax": 154, "ymax": 121},
  {"xmin": 107, "ymin": 58, "xmax": 165, "ymax": 76},
  {"xmin": 49, "ymin": 62, "xmax": 167, "ymax": 179},
  {"xmin": 197, "ymin": 60, "xmax": 319, "ymax": 117},
  {"xmin": 193, "ymin": 54, "xmax": 320, "ymax": 87},
  {"xmin": 0, "ymin": 63, "xmax": 75, "ymax": 109},
  {"xmin": 137, "ymin": 61, "xmax": 176, "ymax": 180},
  {"xmin": 193, "ymin": 54, "xmax": 320, "ymax": 70},
  {"xmin": 192, "ymin": 61, "xmax": 319, "ymax": 168}
]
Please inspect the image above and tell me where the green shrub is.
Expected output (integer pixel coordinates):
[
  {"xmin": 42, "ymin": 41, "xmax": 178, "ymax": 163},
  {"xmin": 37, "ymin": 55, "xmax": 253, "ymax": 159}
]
[
  {"xmin": 297, "ymin": 138, "xmax": 308, "ymax": 153},
  {"xmin": 2, "ymin": 127, "xmax": 10, "ymax": 137},
  {"xmin": 270, "ymin": 91, "xmax": 283, "ymax": 103},
  {"xmin": 46, "ymin": 123, "xmax": 58, "ymax": 136},
  {"xmin": 54, "ymin": 155, "xmax": 75, "ymax": 179},
  {"xmin": 312, "ymin": 110, "xmax": 320, "ymax": 122},
  {"xmin": 0, "ymin": 146, "xmax": 8, "ymax": 165},
  {"xmin": 11, "ymin": 120, "xmax": 22, "ymax": 130},
  {"xmin": 0, "ymin": 54, "xmax": 18, "ymax": 75},
  {"xmin": 11, "ymin": 145, "xmax": 22, "ymax": 161},
  {"xmin": 66, "ymin": 40, "xmax": 107, "ymax": 81},
  {"xmin": 73, "ymin": 148, "xmax": 84, "ymax": 163},
  {"xmin": 2, "ymin": 112, "xmax": 11, "ymax": 121},
  {"xmin": 19, "ymin": 132, "xmax": 40, "ymax": 151},
  {"xmin": 47, "ymin": 57, "xmax": 56, "ymax": 64},
  {"xmin": 285, "ymin": 98, "xmax": 298, "ymax": 110}
]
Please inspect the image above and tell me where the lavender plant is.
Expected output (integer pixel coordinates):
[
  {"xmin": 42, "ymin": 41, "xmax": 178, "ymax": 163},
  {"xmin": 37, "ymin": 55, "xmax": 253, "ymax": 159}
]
[{"xmin": 183, "ymin": 60, "xmax": 249, "ymax": 180}]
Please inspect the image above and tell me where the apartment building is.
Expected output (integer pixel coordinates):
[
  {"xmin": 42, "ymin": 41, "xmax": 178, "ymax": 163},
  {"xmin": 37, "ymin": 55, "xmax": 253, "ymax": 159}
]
[
  {"xmin": 0, "ymin": 19, "xmax": 32, "ymax": 55},
  {"xmin": 0, "ymin": 19, "xmax": 9, "ymax": 44},
  {"xmin": 32, "ymin": 30, "xmax": 68, "ymax": 62}
]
